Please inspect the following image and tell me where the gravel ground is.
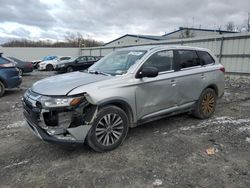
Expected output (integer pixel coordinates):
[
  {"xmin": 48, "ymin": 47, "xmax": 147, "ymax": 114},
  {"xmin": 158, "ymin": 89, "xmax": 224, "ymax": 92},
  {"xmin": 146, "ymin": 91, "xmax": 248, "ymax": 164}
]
[{"xmin": 0, "ymin": 71, "xmax": 250, "ymax": 188}]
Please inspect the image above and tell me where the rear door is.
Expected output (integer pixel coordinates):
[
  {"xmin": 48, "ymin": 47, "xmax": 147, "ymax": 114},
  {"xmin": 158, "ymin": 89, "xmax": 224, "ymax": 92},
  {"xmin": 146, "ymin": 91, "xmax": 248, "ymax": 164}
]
[{"xmin": 174, "ymin": 50, "xmax": 205, "ymax": 105}]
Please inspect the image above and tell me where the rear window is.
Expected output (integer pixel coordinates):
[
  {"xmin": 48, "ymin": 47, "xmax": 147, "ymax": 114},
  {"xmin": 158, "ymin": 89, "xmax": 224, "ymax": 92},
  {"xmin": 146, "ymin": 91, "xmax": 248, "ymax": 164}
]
[
  {"xmin": 197, "ymin": 51, "xmax": 215, "ymax": 65},
  {"xmin": 0, "ymin": 57, "xmax": 10, "ymax": 64},
  {"xmin": 60, "ymin": 57, "xmax": 71, "ymax": 60},
  {"xmin": 177, "ymin": 50, "xmax": 200, "ymax": 69}
]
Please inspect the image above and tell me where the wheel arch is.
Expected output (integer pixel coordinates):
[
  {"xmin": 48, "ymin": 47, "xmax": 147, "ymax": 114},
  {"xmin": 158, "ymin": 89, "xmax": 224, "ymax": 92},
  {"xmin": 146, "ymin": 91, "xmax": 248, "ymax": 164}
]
[
  {"xmin": 0, "ymin": 77, "xmax": 7, "ymax": 88},
  {"xmin": 205, "ymin": 84, "xmax": 218, "ymax": 96},
  {"xmin": 98, "ymin": 99, "xmax": 135, "ymax": 127},
  {"xmin": 46, "ymin": 64, "xmax": 53, "ymax": 69}
]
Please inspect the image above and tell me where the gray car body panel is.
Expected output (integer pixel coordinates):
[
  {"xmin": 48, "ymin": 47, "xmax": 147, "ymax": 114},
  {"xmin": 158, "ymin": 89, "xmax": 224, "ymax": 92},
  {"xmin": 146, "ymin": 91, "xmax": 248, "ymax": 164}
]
[
  {"xmin": 26, "ymin": 45, "xmax": 224, "ymax": 143},
  {"xmin": 31, "ymin": 71, "xmax": 110, "ymax": 96}
]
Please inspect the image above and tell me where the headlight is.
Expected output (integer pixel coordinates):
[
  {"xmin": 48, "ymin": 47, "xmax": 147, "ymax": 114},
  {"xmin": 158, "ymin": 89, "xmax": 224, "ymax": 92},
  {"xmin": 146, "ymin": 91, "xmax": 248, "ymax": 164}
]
[{"xmin": 39, "ymin": 96, "xmax": 84, "ymax": 108}]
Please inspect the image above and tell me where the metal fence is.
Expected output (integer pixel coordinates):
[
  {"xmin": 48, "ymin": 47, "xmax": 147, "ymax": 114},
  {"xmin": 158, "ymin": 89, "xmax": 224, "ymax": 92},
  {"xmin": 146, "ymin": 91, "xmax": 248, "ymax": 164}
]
[{"xmin": 80, "ymin": 32, "xmax": 250, "ymax": 74}]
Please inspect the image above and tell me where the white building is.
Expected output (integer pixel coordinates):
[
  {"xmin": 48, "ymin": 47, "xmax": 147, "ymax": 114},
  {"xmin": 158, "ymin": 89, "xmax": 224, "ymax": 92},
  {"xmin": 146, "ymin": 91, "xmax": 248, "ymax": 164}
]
[
  {"xmin": 104, "ymin": 34, "xmax": 166, "ymax": 47},
  {"xmin": 104, "ymin": 27, "xmax": 237, "ymax": 47}
]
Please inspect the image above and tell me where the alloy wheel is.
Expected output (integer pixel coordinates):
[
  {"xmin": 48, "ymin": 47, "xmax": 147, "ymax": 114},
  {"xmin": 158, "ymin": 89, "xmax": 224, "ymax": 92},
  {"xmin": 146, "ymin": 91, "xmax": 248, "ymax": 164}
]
[
  {"xmin": 201, "ymin": 92, "xmax": 215, "ymax": 115},
  {"xmin": 95, "ymin": 113, "xmax": 124, "ymax": 146}
]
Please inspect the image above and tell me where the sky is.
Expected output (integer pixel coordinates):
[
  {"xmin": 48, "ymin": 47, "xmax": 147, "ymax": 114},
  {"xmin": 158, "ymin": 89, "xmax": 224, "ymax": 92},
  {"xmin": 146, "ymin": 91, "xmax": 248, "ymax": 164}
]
[{"xmin": 0, "ymin": 0, "xmax": 249, "ymax": 44}]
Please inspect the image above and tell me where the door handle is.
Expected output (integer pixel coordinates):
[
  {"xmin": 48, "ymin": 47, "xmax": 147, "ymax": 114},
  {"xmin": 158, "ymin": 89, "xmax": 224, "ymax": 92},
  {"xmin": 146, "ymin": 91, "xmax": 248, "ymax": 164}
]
[
  {"xmin": 170, "ymin": 80, "xmax": 176, "ymax": 86},
  {"xmin": 201, "ymin": 73, "xmax": 206, "ymax": 79}
]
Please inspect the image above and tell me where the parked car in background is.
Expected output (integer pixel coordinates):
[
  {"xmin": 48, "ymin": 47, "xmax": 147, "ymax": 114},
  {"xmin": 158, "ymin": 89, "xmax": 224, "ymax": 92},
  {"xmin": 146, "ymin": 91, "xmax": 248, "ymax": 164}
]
[
  {"xmin": 54, "ymin": 56, "xmax": 98, "ymax": 73},
  {"xmin": 0, "ymin": 53, "xmax": 22, "ymax": 97},
  {"xmin": 31, "ymin": 59, "xmax": 42, "ymax": 69},
  {"xmin": 32, "ymin": 55, "xmax": 57, "ymax": 69},
  {"xmin": 9, "ymin": 57, "xmax": 33, "ymax": 75},
  {"xmin": 22, "ymin": 45, "xmax": 224, "ymax": 152},
  {"xmin": 38, "ymin": 56, "xmax": 71, "ymax": 71}
]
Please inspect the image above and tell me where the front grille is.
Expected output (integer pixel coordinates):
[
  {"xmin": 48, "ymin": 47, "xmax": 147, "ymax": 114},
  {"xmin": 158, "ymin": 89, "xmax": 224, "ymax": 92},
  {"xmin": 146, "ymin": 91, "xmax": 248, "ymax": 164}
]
[{"xmin": 23, "ymin": 99, "xmax": 41, "ymax": 121}]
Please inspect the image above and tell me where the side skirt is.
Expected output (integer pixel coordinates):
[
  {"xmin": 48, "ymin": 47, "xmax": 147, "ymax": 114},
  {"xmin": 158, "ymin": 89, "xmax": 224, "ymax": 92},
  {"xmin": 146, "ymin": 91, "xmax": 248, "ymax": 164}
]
[{"xmin": 136, "ymin": 102, "xmax": 195, "ymax": 126}]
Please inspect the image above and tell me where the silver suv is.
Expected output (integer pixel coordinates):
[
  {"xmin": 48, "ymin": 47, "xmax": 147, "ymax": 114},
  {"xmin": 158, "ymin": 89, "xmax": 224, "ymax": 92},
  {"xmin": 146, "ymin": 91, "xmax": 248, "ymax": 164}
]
[{"xmin": 22, "ymin": 45, "xmax": 225, "ymax": 152}]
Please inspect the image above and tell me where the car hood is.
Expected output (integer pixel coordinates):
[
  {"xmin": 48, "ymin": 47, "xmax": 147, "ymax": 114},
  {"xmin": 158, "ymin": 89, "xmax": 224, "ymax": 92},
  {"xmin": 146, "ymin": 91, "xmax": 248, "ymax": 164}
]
[{"xmin": 31, "ymin": 71, "xmax": 111, "ymax": 96}]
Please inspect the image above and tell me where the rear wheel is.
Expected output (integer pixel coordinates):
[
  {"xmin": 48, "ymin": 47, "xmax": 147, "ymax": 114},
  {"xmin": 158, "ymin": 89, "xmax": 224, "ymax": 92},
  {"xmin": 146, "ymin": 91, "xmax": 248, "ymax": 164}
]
[
  {"xmin": 0, "ymin": 81, "xmax": 5, "ymax": 97},
  {"xmin": 46, "ymin": 64, "xmax": 54, "ymax": 71},
  {"xmin": 87, "ymin": 106, "xmax": 129, "ymax": 152},
  {"xmin": 193, "ymin": 88, "xmax": 217, "ymax": 119},
  {"xmin": 66, "ymin": 66, "xmax": 73, "ymax": 72}
]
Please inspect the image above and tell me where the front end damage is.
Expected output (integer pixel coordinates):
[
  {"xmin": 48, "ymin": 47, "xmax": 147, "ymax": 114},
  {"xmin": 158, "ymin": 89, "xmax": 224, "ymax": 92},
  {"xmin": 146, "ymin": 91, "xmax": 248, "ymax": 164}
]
[{"xmin": 22, "ymin": 89, "xmax": 97, "ymax": 144}]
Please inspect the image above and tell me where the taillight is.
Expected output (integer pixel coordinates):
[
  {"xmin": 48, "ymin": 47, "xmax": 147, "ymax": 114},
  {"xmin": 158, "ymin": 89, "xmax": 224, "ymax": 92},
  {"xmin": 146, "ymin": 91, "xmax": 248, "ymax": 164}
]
[
  {"xmin": 26, "ymin": 63, "xmax": 33, "ymax": 68},
  {"xmin": 0, "ymin": 62, "xmax": 15, "ymax": 68},
  {"xmin": 220, "ymin": 67, "xmax": 225, "ymax": 73}
]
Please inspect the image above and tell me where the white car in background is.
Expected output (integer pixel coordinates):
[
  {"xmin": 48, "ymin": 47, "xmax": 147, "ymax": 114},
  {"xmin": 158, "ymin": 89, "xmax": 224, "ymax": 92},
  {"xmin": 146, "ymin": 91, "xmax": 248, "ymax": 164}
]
[{"xmin": 38, "ymin": 56, "xmax": 71, "ymax": 71}]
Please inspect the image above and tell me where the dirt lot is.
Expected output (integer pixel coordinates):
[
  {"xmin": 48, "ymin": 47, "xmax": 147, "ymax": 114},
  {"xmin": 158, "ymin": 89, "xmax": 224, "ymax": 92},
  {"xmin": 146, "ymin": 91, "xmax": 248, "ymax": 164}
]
[{"xmin": 0, "ymin": 71, "xmax": 250, "ymax": 188}]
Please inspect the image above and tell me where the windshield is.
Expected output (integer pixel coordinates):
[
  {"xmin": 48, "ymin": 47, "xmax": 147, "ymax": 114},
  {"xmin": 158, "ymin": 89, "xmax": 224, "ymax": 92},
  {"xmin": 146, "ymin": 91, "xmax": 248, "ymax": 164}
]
[
  {"xmin": 43, "ymin": 56, "xmax": 57, "ymax": 61},
  {"xmin": 88, "ymin": 50, "xmax": 146, "ymax": 76},
  {"xmin": 68, "ymin": 56, "xmax": 79, "ymax": 61}
]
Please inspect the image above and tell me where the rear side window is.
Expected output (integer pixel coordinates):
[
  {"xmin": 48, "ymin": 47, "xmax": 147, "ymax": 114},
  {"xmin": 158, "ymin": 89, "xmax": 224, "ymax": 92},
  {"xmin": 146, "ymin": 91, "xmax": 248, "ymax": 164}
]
[
  {"xmin": 177, "ymin": 50, "xmax": 200, "ymax": 69},
  {"xmin": 0, "ymin": 57, "xmax": 10, "ymax": 64},
  {"xmin": 143, "ymin": 50, "xmax": 173, "ymax": 72},
  {"xmin": 87, "ymin": 56, "xmax": 95, "ymax": 61},
  {"xmin": 197, "ymin": 51, "xmax": 215, "ymax": 65}
]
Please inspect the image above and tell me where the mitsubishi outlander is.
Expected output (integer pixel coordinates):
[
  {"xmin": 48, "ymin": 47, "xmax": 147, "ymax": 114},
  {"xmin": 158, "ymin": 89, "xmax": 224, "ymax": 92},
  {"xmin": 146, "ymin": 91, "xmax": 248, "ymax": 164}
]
[{"xmin": 22, "ymin": 46, "xmax": 224, "ymax": 152}]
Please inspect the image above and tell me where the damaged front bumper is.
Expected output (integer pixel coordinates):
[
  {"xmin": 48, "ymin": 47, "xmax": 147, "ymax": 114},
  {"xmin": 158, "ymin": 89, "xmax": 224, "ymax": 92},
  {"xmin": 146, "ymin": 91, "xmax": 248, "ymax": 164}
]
[{"xmin": 22, "ymin": 90, "xmax": 97, "ymax": 144}]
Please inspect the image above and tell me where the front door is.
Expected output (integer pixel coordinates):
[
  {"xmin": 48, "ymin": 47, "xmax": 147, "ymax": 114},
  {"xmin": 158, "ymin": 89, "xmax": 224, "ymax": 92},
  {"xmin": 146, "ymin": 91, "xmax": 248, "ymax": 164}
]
[{"xmin": 135, "ymin": 50, "xmax": 178, "ymax": 120}]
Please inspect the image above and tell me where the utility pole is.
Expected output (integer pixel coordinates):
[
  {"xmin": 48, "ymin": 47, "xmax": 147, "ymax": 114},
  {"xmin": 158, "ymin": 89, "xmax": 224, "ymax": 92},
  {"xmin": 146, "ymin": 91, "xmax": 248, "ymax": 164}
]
[{"xmin": 248, "ymin": 12, "xmax": 250, "ymax": 32}]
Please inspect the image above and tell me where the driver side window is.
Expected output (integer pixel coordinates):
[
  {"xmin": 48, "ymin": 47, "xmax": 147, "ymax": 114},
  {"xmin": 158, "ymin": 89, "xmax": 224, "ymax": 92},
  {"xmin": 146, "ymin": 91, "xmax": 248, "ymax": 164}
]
[{"xmin": 142, "ymin": 50, "xmax": 173, "ymax": 72}]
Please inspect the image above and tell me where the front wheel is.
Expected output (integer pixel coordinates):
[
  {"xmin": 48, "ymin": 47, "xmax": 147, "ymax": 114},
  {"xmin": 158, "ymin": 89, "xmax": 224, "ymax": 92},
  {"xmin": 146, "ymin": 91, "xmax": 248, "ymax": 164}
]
[
  {"xmin": 193, "ymin": 88, "xmax": 217, "ymax": 119},
  {"xmin": 0, "ymin": 81, "xmax": 5, "ymax": 97},
  {"xmin": 87, "ymin": 106, "xmax": 129, "ymax": 152},
  {"xmin": 46, "ymin": 64, "xmax": 54, "ymax": 71},
  {"xmin": 66, "ymin": 66, "xmax": 73, "ymax": 72}
]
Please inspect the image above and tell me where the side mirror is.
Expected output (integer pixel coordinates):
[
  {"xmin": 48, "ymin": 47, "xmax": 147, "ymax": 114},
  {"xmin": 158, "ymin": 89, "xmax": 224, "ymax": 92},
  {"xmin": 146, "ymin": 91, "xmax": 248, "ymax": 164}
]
[{"xmin": 136, "ymin": 66, "xmax": 159, "ymax": 79}]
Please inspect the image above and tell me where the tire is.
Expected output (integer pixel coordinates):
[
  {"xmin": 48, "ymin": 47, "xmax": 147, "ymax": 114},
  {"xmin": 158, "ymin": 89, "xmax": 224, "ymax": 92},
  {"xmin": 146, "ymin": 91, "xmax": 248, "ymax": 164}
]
[
  {"xmin": 46, "ymin": 64, "xmax": 54, "ymax": 71},
  {"xmin": 66, "ymin": 66, "xmax": 73, "ymax": 72},
  {"xmin": 193, "ymin": 88, "xmax": 217, "ymax": 119},
  {"xmin": 18, "ymin": 68, "xmax": 23, "ymax": 76},
  {"xmin": 0, "ymin": 81, "xmax": 5, "ymax": 97},
  {"xmin": 87, "ymin": 105, "xmax": 129, "ymax": 152}
]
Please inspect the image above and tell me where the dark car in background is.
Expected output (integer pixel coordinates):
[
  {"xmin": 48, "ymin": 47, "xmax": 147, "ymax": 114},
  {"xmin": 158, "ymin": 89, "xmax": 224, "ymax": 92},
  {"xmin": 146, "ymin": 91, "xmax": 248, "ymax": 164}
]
[
  {"xmin": 54, "ymin": 56, "xmax": 99, "ymax": 73},
  {"xmin": 0, "ymin": 53, "xmax": 22, "ymax": 97},
  {"xmin": 9, "ymin": 57, "xmax": 33, "ymax": 75}
]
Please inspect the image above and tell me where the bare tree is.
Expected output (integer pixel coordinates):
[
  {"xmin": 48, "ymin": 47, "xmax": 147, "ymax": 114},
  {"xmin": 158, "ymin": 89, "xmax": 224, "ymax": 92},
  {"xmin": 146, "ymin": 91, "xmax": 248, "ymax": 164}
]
[
  {"xmin": 1, "ymin": 32, "xmax": 104, "ymax": 47},
  {"xmin": 179, "ymin": 28, "xmax": 195, "ymax": 38},
  {"xmin": 225, "ymin": 22, "xmax": 235, "ymax": 31}
]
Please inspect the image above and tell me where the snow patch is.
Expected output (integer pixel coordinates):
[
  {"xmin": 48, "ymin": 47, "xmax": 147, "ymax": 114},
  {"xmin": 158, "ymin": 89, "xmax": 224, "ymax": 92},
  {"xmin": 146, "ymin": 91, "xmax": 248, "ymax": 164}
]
[
  {"xmin": 239, "ymin": 125, "xmax": 250, "ymax": 132},
  {"xmin": 6, "ymin": 121, "xmax": 26, "ymax": 129},
  {"xmin": 180, "ymin": 116, "xmax": 250, "ymax": 131},
  {"xmin": 4, "ymin": 160, "xmax": 29, "ymax": 169},
  {"xmin": 153, "ymin": 179, "xmax": 163, "ymax": 186}
]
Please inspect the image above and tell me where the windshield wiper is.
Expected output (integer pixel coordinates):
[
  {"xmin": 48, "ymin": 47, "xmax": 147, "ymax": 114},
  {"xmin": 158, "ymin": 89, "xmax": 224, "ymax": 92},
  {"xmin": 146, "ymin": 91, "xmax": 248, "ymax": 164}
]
[{"xmin": 88, "ymin": 70, "xmax": 111, "ymax": 76}]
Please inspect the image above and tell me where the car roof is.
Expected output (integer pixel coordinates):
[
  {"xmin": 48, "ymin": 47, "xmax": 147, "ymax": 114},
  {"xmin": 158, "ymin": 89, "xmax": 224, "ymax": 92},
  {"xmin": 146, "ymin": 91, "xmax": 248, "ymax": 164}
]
[{"xmin": 119, "ymin": 45, "xmax": 210, "ymax": 53}]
